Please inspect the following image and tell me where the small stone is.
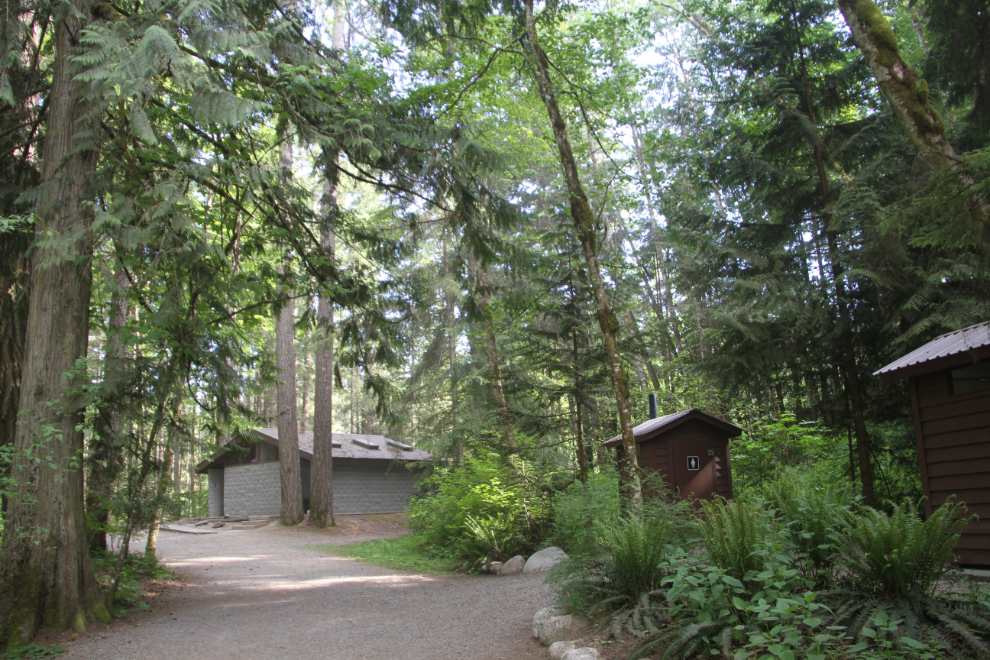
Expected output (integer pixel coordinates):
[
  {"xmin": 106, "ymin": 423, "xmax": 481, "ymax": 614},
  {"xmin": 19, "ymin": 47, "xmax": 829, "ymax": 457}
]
[
  {"xmin": 498, "ymin": 555, "xmax": 525, "ymax": 576},
  {"xmin": 561, "ymin": 648, "xmax": 599, "ymax": 660},
  {"xmin": 488, "ymin": 561, "xmax": 503, "ymax": 574},
  {"xmin": 532, "ymin": 607, "xmax": 588, "ymax": 646},
  {"xmin": 211, "ymin": 522, "xmax": 224, "ymax": 528},
  {"xmin": 195, "ymin": 520, "xmax": 210, "ymax": 527},
  {"xmin": 548, "ymin": 640, "xmax": 576, "ymax": 660},
  {"xmin": 524, "ymin": 546, "xmax": 569, "ymax": 574}
]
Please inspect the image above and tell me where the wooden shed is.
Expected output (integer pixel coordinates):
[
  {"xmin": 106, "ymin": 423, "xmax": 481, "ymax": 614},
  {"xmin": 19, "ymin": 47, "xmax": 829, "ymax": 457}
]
[
  {"xmin": 875, "ymin": 321, "xmax": 990, "ymax": 566},
  {"xmin": 605, "ymin": 408, "xmax": 742, "ymax": 501}
]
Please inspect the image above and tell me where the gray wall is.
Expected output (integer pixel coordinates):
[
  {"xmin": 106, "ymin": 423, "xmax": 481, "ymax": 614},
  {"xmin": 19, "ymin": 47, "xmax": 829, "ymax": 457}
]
[
  {"xmin": 333, "ymin": 459, "xmax": 420, "ymax": 514},
  {"xmin": 208, "ymin": 468, "xmax": 224, "ymax": 518},
  {"xmin": 219, "ymin": 458, "xmax": 420, "ymax": 517},
  {"xmin": 224, "ymin": 462, "xmax": 281, "ymax": 517}
]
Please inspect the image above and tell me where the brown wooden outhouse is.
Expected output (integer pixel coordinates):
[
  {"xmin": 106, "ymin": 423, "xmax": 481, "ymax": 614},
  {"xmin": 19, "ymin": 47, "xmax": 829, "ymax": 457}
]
[
  {"xmin": 875, "ymin": 321, "xmax": 990, "ymax": 566},
  {"xmin": 605, "ymin": 408, "xmax": 742, "ymax": 501}
]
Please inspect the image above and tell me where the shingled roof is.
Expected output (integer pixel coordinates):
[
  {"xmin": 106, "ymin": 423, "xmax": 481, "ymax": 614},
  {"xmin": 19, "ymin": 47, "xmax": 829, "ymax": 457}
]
[
  {"xmin": 252, "ymin": 428, "xmax": 432, "ymax": 461},
  {"xmin": 196, "ymin": 429, "xmax": 431, "ymax": 472},
  {"xmin": 874, "ymin": 322, "xmax": 990, "ymax": 382},
  {"xmin": 603, "ymin": 408, "xmax": 742, "ymax": 446}
]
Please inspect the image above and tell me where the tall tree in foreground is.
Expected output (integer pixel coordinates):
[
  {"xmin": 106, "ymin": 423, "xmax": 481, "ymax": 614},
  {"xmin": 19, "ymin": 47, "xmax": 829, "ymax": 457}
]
[
  {"xmin": 0, "ymin": 0, "xmax": 112, "ymax": 644},
  {"xmin": 310, "ymin": 173, "xmax": 338, "ymax": 528},
  {"xmin": 276, "ymin": 141, "xmax": 305, "ymax": 527},
  {"xmin": 522, "ymin": 0, "xmax": 640, "ymax": 503}
]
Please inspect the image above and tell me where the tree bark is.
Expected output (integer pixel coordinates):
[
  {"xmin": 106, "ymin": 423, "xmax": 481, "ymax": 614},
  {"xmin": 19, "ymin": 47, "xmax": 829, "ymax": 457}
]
[
  {"xmin": 86, "ymin": 266, "xmax": 129, "ymax": 553},
  {"xmin": 0, "ymin": 239, "xmax": 28, "ymax": 515},
  {"xmin": 835, "ymin": 0, "xmax": 957, "ymax": 168},
  {"xmin": 276, "ymin": 141, "xmax": 304, "ymax": 527},
  {"xmin": 0, "ymin": 0, "xmax": 112, "ymax": 643},
  {"xmin": 523, "ymin": 0, "xmax": 640, "ymax": 504},
  {"xmin": 310, "ymin": 175, "xmax": 336, "ymax": 529}
]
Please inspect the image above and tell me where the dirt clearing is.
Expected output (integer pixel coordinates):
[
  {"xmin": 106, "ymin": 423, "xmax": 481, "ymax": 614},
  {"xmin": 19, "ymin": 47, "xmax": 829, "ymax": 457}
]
[{"xmin": 49, "ymin": 516, "xmax": 551, "ymax": 660}]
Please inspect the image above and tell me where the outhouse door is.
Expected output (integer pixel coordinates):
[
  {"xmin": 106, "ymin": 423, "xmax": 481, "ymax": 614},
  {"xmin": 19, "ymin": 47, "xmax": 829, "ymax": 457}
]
[{"xmin": 670, "ymin": 438, "xmax": 718, "ymax": 501}]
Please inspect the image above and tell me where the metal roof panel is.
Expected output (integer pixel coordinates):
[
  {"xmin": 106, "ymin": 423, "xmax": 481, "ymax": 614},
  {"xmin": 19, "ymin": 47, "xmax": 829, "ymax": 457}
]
[{"xmin": 874, "ymin": 322, "xmax": 990, "ymax": 378}]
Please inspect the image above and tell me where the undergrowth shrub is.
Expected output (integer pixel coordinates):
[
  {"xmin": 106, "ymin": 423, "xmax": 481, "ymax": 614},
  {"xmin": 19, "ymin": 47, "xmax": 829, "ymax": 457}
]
[
  {"xmin": 699, "ymin": 498, "xmax": 777, "ymax": 588},
  {"xmin": 762, "ymin": 468, "xmax": 856, "ymax": 586},
  {"xmin": 822, "ymin": 498, "xmax": 990, "ymax": 658},
  {"xmin": 550, "ymin": 510, "xmax": 678, "ymax": 636},
  {"xmin": 837, "ymin": 498, "xmax": 969, "ymax": 599},
  {"xmin": 407, "ymin": 456, "xmax": 547, "ymax": 564},
  {"xmin": 548, "ymin": 466, "xmax": 621, "ymax": 555}
]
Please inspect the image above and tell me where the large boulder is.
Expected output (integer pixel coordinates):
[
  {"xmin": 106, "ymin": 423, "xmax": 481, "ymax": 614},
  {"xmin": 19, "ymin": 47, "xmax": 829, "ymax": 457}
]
[
  {"xmin": 532, "ymin": 607, "xmax": 588, "ymax": 646},
  {"xmin": 562, "ymin": 648, "xmax": 599, "ymax": 660},
  {"xmin": 499, "ymin": 555, "xmax": 525, "ymax": 576},
  {"xmin": 524, "ymin": 546, "xmax": 568, "ymax": 574},
  {"xmin": 548, "ymin": 641, "xmax": 576, "ymax": 660}
]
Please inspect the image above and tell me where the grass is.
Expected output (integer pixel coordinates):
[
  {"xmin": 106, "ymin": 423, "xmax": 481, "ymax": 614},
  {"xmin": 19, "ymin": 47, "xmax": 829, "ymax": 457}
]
[{"xmin": 308, "ymin": 534, "xmax": 461, "ymax": 574}]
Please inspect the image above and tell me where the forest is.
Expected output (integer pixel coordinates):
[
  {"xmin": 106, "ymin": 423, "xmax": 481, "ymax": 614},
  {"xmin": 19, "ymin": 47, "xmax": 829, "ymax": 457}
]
[{"xmin": 0, "ymin": 0, "xmax": 989, "ymax": 654}]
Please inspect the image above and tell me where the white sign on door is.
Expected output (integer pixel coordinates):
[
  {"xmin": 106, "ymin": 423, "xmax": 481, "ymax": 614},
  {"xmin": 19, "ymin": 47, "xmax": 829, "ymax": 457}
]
[{"xmin": 687, "ymin": 456, "xmax": 700, "ymax": 471}]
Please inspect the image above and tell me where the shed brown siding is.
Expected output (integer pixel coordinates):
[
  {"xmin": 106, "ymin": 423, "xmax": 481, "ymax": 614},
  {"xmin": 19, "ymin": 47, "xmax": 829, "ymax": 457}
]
[
  {"xmin": 913, "ymin": 369, "xmax": 990, "ymax": 566},
  {"xmin": 632, "ymin": 418, "xmax": 734, "ymax": 500}
]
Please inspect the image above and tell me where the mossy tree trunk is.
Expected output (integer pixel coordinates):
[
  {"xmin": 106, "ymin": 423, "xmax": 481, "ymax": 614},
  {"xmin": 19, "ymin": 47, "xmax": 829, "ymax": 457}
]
[
  {"xmin": 835, "ymin": 0, "xmax": 957, "ymax": 166},
  {"xmin": 523, "ymin": 0, "xmax": 640, "ymax": 504},
  {"xmin": 0, "ymin": 0, "xmax": 112, "ymax": 644}
]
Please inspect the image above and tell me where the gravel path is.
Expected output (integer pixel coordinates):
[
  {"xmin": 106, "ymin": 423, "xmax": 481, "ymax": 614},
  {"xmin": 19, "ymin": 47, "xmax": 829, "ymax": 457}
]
[{"xmin": 57, "ymin": 520, "xmax": 552, "ymax": 660}]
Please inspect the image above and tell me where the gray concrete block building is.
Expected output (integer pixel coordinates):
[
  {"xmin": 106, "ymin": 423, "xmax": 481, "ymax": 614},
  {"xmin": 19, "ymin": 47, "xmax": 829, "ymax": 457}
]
[{"xmin": 197, "ymin": 429, "xmax": 431, "ymax": 517}]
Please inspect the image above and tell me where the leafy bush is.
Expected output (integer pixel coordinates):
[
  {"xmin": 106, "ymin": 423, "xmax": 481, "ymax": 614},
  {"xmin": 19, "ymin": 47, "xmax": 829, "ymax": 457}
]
[
  {"xmin": 699, "ymin": 498, "xmax": 777, "ymax": 589},
  {"xmin": 548, "ymin": 466, "xmax": 621, "ymax": 555},
  {"xmin": 407, "ymin": 456, "xmax": 547, "ymax": 563},
  {"xmin": 762, "ymin": 468, "xmax": 856, "ymax": 586},
  {"xmin": 462, "ymin": 512, "xmax": 522, "ymax": 565}
]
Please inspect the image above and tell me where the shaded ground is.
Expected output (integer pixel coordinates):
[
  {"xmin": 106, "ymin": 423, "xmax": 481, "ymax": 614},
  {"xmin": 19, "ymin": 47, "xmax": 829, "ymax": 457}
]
[{"xmin": 47, "ymin": 516, "xmax": 552, "ymax": 660}]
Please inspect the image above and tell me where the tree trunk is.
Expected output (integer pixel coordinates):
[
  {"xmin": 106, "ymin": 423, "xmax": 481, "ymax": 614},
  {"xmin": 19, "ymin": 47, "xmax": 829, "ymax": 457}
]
[
  {"xmin": 0, "ymin": 241, "xmax": 28, "ymax": 516},
  {"xmin": 443, "ymin": 232, "xmax": 462, "ymax": 466},
  {"xmin": 571, "ymin": 330, "xmax": 589, "ymax": 484},
  {"xmin": 835, "ymin": 0, "xmax": 957, "ymax": 167},
  {"xmin": 275, "ymin": 142, "xmax": 304, "ymax": 526},
  {"xmin": 310, "ymin": 174, "xmax": 336, "ymax": 529},
  {"xmin": 524, "ymin": 0, "xmax": 640, "ymax": 503},
  {"xmin": 0, "ymin": 0, "xmax": 112, "ymax": 643},
  {"xmin": 276, "ymin": 284, "xmax": 304, "ymax": 524},
  {"xmin": 145, "ymin": 420, "xmax": 176, "ymax": 558},
  {"xmin": 87, "ymin": 266, "xmax": 130, "ymax": 553}
]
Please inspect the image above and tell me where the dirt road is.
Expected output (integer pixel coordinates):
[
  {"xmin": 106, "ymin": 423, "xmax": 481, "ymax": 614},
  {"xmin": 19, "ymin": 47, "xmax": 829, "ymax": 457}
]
[{"xmin": 55, "ymin": 518, "xmax": 551, "ymax": 660}]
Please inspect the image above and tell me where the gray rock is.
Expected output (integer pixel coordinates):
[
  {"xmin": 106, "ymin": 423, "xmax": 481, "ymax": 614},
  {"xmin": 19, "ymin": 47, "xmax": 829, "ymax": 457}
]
[
  {"xmin": 498, "ymin": 555, "xmax": 525, "ymax": 576},
  {"xmin": 211, "ymin": 522, "xmax": 224, "ymax": 528},
  {"xmin": 532, "ymin": 607, "xmax": 588, "ymax": 646},
  {"xmin": 548, "ymin": 641, "xmax": 576, "ymax": 660},
  {"xmin": 524, "ymin": 546, "xmax": 568, "ymax": 574},
  {"xmin": 561, "ymin": 648, "xmax": 599, "ymax": 660},
  {"xmin": 480, "ymin": 561, "xmax": 503, "ymax": 575}
]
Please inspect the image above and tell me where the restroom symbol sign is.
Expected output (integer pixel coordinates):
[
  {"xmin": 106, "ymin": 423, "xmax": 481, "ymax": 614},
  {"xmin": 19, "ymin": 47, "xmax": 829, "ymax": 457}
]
[{"xmin": 687, "ymin": 456, "xmax": 700, "ymax": 471}]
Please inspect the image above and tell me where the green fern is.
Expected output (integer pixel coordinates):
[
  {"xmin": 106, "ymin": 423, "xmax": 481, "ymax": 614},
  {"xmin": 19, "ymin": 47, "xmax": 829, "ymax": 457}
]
[
  {"xmin": 762, "ymin": 468, "xmax": 855, "ymax": 586},
  {"xmin": 836, "ymin": 498, "xmax": 970, "ymax": 599},
  {"xmin": 699, "ymin": 498, "xmax": 775, "ymax": 588}
]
